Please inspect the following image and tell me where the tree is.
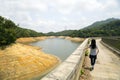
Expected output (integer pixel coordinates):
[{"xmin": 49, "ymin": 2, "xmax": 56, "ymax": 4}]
[{"xmin": 0, "ymin": 16, "xmax": 17, "ymax": 47}]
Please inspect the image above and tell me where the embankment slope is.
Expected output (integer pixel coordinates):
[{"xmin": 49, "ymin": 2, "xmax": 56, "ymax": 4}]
[{"xmin": 0, "ymin": 43, "xmax": 59, "ymax": 80}]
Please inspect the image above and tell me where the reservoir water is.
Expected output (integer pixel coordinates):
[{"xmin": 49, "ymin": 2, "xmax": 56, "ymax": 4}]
[
  {"xmin": 30, "ymin": 38, "xmax": 81, "ymax": 80},
  {"xmin": 30, "ymin": 38, "xmax": 81, "ymax": 61}
]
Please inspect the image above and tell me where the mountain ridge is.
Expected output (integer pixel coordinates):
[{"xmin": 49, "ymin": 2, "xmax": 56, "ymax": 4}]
[
  {"xmin": 47, "ymin": 18, "xmax": 120, "ymax": 37},
  {"xmin": 83, "ymin": 18, "xmax": 120, "ymax": 29}
]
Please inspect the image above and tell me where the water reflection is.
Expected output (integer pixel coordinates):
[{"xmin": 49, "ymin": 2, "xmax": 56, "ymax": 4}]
[{"xmin": 30, "ymin": 38, "xmax": 81, "ymax": 61}]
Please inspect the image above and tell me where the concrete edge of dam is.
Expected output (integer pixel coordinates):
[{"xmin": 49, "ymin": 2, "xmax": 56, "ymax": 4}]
[{"xmin": 41, "ymin": 38, "xmax": 89, "ymax": 80}]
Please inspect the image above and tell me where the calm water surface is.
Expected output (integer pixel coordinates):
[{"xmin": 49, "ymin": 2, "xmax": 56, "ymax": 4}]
[
  {"xmin": 30, "ymin": 38, "xmax": 81, "ymax": 61},
  {"xmin": 30, "ymin": 38, "xmax": 81, "ymax": 80}
]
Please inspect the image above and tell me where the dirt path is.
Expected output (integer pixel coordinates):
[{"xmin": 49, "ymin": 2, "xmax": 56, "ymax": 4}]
[{"xmin": 90, "ymin": 39, "xmax": 120, "ymax": 80}]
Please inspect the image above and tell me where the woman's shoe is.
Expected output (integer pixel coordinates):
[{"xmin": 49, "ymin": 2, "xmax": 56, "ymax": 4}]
[
  {"xmin": 91, "ymin": 66, "xmax": 94, "ymax": 70},
  {"xmin": 90, "ymin": 66, "xmax": 94, "ymax": 71}
]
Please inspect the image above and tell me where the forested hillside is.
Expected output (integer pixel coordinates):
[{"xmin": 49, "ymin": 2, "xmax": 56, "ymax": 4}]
[
  {"xmin": 47, "ymin": 18, "xmax": 120, "ymax": 37},
  {"xmin": 14, "ymin": 27, "xmax": 44, "ymax": 38},
  {"xmin": 47, "ymin": 30, "xmax": 75, "ymax": 36},
  {"xmin": 0, "ymin": 16, "xmax": 44, "ymax": 46},
  {"xmin": 1, "ymin": 15, "xmax": 120, "ymax": 46},
  {"xmin": 0, "ymin": 16, "xmax": 16, "ymax": 46}
]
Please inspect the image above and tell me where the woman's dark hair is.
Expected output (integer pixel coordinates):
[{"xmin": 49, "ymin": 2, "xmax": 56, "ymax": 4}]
[{"xmin": 90, "ymin": 39, "xmax": 96, "ymax": 49}]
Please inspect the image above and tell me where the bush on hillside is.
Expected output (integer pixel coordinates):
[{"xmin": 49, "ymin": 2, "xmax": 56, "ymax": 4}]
[{"xmin": 0, "ymin": 16, "xmax": 17, "ymax": 47}]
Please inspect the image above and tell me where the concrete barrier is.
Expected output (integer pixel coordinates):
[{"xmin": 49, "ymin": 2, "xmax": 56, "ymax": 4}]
[
  {"xmin": 101, "ymin": 41, "xmax": 120, "ymax": 55},
  {"xmin": 41, "ymin": 39, "xmax": 88, "ymax": 80}
]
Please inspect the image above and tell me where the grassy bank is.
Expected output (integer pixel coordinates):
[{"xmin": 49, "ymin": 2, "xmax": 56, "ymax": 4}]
[
  {"xmin": 0, "ymin": 43, "xmax": 60, "ymax": 80},
  {"xmin": 16, "ymin": 36, "xmax": 85, "ymax": 43},
  {"xmin": 16, "ymin": 36, "xmax": 48, "ymax": 43},
  {"xmin": 65, "ymin": 37, "xmax": 85, "ymax": 42}
]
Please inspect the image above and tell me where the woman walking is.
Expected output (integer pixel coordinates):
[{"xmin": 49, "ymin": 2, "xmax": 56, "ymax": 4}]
[{"xmin": 88, "ymin": 39, "xmax": 99, "ymax": 70}]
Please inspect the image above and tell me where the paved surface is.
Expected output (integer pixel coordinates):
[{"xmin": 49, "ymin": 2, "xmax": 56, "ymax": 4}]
[{"xmin": 90, "ymin": 39, "xmax": 120, "ymax": 80}]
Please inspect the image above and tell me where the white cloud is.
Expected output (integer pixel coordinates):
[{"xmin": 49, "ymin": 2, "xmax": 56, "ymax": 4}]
[
  {"xmin": 49, "ymin": 0, "xmax": 77, "ymax": 15},
  {"xmin": 20, "ymin": 0, "xmax": 48, "ymax": 12},
  {"xmin": 0, "ymin": 0, "xmax": 120, "ymax": 33},
  {"xmin": 75, "ymin": 0, "xmax": 102, "ymax": 11}
]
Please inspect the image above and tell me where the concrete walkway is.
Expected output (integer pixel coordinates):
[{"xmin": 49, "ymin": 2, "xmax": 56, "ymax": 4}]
[{"xmin": 90, "ymin": 39, "xmax": 120, "ymax": 80}]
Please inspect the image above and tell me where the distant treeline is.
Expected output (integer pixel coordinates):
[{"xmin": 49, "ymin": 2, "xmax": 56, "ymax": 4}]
[
  {"xmin": 0, "ymin": 16, "xmax": 44, "ymax": 46},
  {"xmin": 1, "ymin": 15, "xmax": 120, "ymax": 47},
  {"xmin": 47, "ymin": 18, "xmax": 120, "ymax": 37},
  {"xmin": 15, "ymin": 27, "xmax": 45, "ymax": 38}
]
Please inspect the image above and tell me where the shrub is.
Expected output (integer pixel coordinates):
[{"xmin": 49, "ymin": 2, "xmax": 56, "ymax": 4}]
[
  {"xmin": 85, "ymin": 50, "xmax": 89, "ymax": 56},
  {"xmin": 80, "ymin": 69, "xmax": 84, "ymax": 75},
  {"xmin": 0, "ymin": 16, "xmax": 17, "ymax": 48}
]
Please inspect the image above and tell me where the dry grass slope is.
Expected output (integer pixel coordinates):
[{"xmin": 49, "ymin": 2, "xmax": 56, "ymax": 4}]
[
  {"xmin": 16, "ymin": 37, "xmax": 48, "ymax": 43},
  {"xmin": 0, "ymin": 43, "xmax": 59, "ymax": 80},
  {"xmin": 65, "ymin": 37, "xmax": 85, "ymax": 42}
]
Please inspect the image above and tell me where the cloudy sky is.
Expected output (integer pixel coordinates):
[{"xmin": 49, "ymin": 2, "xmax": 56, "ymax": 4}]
[{"xmin": 0, "ymin": 0, "xmax": 120, "ymax": 33}]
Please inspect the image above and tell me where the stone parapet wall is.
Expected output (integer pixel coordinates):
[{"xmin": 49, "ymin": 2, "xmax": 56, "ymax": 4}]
[{"xmin": 41, "ymin": 39, "xmax": 88, "ymax": 80}]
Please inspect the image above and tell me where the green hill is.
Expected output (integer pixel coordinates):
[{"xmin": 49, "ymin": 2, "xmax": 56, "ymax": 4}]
[
  {"xmin": 47, "ymin": 18, "xmax": 120, "ymax": 37},
  {"xmin": 14, "ymin": 27, "xmax": 44, "ymax": 38},
  {"xmin": 0, "ymin": 16, "xmax": 44, "ymax": 47},
  {"xmin": 47, "ymin": 30, "xmax": 75, "ymax": 36},
  {"xmin": 79, "ymin": 18, "xmax": 120, "ymax": 37},
  {"xmin": 84, "ymin": 18, "xmax": 119, "ymax": 29}
]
